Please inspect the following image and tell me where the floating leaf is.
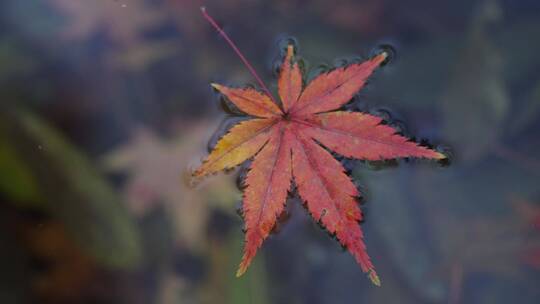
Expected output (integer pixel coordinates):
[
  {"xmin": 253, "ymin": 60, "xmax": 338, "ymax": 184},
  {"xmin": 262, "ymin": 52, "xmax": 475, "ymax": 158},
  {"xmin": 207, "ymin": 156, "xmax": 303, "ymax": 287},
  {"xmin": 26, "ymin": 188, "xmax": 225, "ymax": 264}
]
[{"xmin": 193, "ymin": 9, "xmax": 446, "ymax": 285}]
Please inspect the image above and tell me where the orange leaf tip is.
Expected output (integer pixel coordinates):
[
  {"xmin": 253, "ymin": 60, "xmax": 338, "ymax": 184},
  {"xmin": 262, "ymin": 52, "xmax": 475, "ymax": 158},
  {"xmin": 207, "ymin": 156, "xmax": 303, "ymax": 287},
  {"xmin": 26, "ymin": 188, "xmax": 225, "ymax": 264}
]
[
  {"xmin": 434, "ymin": 151, "xmax": 447, "ymax": 160},
  {"xmin": 191, "ymin": 168, "xmax": 204, "ymax": 179},
  {"xmin": 287, "ymin": 44, "xmax": 294, "ymax": 55},
  {"xmin": 374, "ymin": 51, "xmax": 388, "ymax": 65},
  {"xmin": 368, "ymin": 269, "xmax": 381, "ymax": 286},
  {"xmin": 236, "ymin": 264, "xmax": 247, "ymax": 277}
]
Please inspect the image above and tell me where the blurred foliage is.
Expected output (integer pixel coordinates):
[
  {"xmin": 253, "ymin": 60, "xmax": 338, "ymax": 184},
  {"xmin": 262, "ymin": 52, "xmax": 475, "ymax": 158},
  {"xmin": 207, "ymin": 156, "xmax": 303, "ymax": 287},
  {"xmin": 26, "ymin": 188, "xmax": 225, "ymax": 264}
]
[
  {"xmin": 101, "ymin": 123, "xmax": 240, "ymax": 253},
  {"xmin": 202, "ymin": 228, "xmax": 270, "ymax": 304},
  {"xmin": 19, "ymin": 220, "xmax": 100, "ymax": 302},
  {"xmin": 0, "ymin": 110, "xmax": 142, "ymax": 270},
  {"xmin": 0, "ymin": 129, "xmax": 41, "ymax": 206},
  {"xmin": 441, "ymin": 0, "xmax": 508, "ymax": 161},
  {"xmin": 0, "ymin": 39, "xmax": 36, "ymax": 82}
]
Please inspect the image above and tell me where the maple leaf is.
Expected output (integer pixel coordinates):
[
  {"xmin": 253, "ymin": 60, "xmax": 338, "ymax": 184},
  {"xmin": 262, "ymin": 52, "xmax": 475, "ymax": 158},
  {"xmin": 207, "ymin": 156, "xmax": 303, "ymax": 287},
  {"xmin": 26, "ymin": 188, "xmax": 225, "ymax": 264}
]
[
  {"xmin": 101, "ymin": 123, "xmax": 239, "ymax": 252},
  {"xmin": 193, "ymin": 8, "xmax": 445, "ymax": 286}
]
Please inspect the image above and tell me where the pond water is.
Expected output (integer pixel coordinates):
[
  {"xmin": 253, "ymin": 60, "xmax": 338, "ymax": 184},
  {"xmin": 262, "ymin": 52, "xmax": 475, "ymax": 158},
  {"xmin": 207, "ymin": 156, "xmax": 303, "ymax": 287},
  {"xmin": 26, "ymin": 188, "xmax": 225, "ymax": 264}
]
[{"xmin": 0, "ymin": 0, "xmax": 539, "ymax": 303}]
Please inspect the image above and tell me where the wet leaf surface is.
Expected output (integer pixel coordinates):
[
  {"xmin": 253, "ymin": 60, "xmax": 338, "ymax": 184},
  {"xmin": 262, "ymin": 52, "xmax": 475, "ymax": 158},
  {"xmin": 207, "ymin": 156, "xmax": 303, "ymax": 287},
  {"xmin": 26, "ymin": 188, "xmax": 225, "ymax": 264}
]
[{"xmin": 194, "ymin": 40, "xmax": 445, "ymax": 285}]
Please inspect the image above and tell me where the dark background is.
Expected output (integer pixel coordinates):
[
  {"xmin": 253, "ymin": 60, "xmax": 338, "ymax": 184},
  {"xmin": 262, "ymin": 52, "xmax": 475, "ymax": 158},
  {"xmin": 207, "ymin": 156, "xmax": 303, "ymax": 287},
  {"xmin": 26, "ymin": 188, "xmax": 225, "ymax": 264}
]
[{"xmin": 1, "ymin": 0, "xmax": 539, "ymax": 303}]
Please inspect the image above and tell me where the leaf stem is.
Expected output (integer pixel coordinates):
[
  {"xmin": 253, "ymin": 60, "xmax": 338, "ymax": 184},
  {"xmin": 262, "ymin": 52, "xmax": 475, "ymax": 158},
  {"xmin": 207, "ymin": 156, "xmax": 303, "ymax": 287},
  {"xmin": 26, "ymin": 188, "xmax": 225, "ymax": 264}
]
[{"xmin": 200, "ymin": 7, "xmax": 279, "ymax": 106}]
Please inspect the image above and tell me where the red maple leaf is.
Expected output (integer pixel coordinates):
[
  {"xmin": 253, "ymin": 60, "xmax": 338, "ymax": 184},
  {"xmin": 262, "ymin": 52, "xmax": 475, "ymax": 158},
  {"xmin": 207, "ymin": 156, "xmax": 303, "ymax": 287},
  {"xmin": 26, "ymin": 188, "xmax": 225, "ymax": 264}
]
[{"xmin": 193, "ymin": 8, "xmax": 446, "ymax": 285}]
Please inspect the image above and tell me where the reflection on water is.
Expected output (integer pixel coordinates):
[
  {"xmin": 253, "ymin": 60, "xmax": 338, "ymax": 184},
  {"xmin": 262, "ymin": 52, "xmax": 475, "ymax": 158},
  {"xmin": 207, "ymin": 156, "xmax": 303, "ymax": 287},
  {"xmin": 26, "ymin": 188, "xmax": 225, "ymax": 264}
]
[{"xmin": 0, "ymin": 0, "xmax": 539, "ymax": 303}]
